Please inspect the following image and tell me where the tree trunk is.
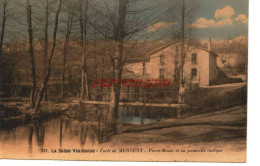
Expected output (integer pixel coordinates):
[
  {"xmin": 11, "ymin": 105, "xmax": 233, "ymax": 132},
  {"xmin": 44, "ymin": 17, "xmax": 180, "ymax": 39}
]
[
  {"xmin": 94, "ymin": 24, "xmax": 99, "ymax": 100},
  {"xmin": 84, "ymin": 69, "xmax": 91, "ymax": 100},
  {"xmin": 109, "ymin": 59, "xmax": 121, "ymax": 133},
  {"xmin": 0, "ymin": 0, "xmax": 7, "ymax": 59},
  {"xmin": 26, "ymin": 2, "xmax": 37, "ymax": 108},
  {"xmin": 109, "ymin": 0, "xmax": 128, "ymax": 134},
  {"xmin": 34, "ymin": 0, "xmax": 62, "ymax": 111},
  {"xmin": 79, "ymin": 0, "xmax": 90, "ymax": 101},
  {"xmin": 61, "ymin": 54, "xmax": 66, "ymax": 103},
  {"xmin": 80, "ymin": 51, "xmax": 86, "ymax": 100},
  {"xmin": 43, "ymin": 0, "xmax": 49, "ymax": 101},
  {"xmin": 179, "ymin": 0, "xmax": 185, "ymax": 87},
  {"xmin": 177, "ymin": 0, "xmax": 185, "ymax": 119},
  {"xmin": 61, "ymin": 13, "xmax": 73, "ymax": 103},
  {"xmin": 84, "ymin": 1, "xmax": 90, "ymax": 100},
  {"xmin": 79, "ymin": 0, "xmax": 85, "ymax": 100}
]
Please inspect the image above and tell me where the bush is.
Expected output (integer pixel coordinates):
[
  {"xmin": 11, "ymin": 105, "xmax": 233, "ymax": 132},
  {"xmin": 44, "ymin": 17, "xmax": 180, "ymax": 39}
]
[
  {"xmin": 67, "ymin": 103, "xmax": 112, "ymax": 143},
  {"xmin": 0, "ymin": 104, "xmax": 22, "ymax": 119}
]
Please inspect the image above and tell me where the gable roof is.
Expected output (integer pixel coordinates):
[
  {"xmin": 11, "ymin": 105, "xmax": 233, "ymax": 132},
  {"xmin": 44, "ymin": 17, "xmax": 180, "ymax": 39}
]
[
  {"xmin": 147, "ymin": 41, "xmax": 177, "ymax": 56},
  {"xmin": 147, "ymin": 41, "xmax": 219, "ymax": 57}
]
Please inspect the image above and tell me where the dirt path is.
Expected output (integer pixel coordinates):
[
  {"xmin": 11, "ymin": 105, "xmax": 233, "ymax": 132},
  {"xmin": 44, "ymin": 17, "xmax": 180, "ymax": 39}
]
[{"xmin": 200, "ymin": 82, "xmax": 246, "ymax": 89}]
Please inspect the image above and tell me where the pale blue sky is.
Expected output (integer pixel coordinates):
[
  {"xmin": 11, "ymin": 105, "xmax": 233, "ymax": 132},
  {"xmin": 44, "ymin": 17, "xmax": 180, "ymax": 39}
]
[
  {"xmin": 192, "ymin": 0, "xmax": 248, "ymax": 39},
  {"xmin": 145, "ymin": 0, "xmax": 249, "ymax": 40},
  {"xmin": 1, "ymin": 0, "xmax": 248, "ymax": 42}
]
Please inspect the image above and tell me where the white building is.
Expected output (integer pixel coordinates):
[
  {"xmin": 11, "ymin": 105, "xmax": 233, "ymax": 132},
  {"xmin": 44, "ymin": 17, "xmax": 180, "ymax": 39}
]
[{"xmin": 124, "ymin": 39, "xmax": 219, "ymax": 87}]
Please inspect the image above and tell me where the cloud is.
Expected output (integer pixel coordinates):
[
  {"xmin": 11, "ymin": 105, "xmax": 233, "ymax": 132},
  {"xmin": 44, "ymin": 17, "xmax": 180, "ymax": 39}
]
[
  {"xmin": 215, "ymin": 5, "xmax": 235, "ymax": 19},
  {"xmin": 192, "ymin": 18, "xmax": 216, "ymax": 29},
  {"xmin": 216, "ymin": 18, "xmax": 233, "ymax": 27},
  {"xmin": 192, "ymin": 6, "xmax": 240, "ymax": 29},
  {"xmin": 192, "ymin": 17, "xmax": 232, "ymax": 29},
  {"xmin": 235, "ymin": 14, "xmax": 248, "ymax": 24},
  {"xmin": 146, "ymin": 22, "xmax": 177, "ymax": 32}
]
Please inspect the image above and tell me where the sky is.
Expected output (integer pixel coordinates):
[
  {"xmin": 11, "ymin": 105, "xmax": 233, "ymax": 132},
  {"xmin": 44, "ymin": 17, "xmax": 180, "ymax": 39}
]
[
  {"xmin": 0, "ymin": 0, "xmax": 249, "ymax": 42},
  {"xmin": 145, "ymin": 0, "xmax": 249, "ymax": 40}
]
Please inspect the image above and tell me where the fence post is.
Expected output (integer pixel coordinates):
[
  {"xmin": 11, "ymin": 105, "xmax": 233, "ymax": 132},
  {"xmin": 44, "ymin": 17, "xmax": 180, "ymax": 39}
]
[{"xmin": 177, "ymin": 107, "xmax": 182, "ymax": 119}]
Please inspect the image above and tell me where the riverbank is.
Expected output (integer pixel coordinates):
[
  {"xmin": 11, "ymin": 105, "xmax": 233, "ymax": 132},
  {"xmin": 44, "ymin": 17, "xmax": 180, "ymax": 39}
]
[
  {"xmin": 0, "ymin": 99, "xmax": 74, "ymax": 129},
  {"xmin": 0, "ymin": 104, "xmax": 247, "ymax": 162},
  {"xmin": 112, "ymin": 105, "xmax": 246, "ymax": 151}
]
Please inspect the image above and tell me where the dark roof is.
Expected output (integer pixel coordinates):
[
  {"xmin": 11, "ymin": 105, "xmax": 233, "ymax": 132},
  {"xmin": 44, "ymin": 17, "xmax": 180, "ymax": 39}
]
[
  {"xmin": 122, "ymin": 67, "xmax": 150, "ymax": 79},
  {"xmin": 126, "ymin": 58, "xmax": 150, "ymax": 63}
]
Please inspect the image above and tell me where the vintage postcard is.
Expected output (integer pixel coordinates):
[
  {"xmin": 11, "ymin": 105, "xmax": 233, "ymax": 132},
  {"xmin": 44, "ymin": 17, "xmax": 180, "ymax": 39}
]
[{"xmin": 0, "ymin": 0, "xmax": 248, "ymax": 162}]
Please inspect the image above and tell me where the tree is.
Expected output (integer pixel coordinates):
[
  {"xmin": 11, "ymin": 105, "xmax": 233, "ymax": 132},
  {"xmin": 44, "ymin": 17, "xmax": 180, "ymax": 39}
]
[
  {"xmin": 87, "ymin": 0, "xmax": 166, "ymax": 133},
  {"xmin": 227, "ymin": 35, "xmax": 248, "ymax": 76},
  {"xmin": 157, "ymin": 0, "xmax": 199, "ymax": 117},
  {"xmin": 103, "ymin": 0, "xmax": 128, "ymax": 133},
  {"xmin": 77, "ymin": 0, "xmax": 91, "ymax": 101},
  {"xmin": 34, "ymin": 0, "xmax": 63, "ymax": 111},
  {"xmin": 0, "ymin": 0, "xmax": 8, "ymax": 59},
  {"xmin": 26, "ymin": 0, "xmax": 37, "ymax": 108},
  {"xmin": 179, "ymin": 0, "xmax": 185, "ymax": 86},
  {"xmin": 61, "ymin": 0, "xmax": 75, "ymax": 102},
  {"xmin": 43, "ymin": 0, "xmax": 49, "ymax": 101}
]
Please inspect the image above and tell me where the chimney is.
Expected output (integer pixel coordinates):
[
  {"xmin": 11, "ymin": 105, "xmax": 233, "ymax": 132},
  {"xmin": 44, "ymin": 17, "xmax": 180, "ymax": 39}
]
[{"xmin": 208, "ymin": 37, "xmax": 211, "ymax": 51}]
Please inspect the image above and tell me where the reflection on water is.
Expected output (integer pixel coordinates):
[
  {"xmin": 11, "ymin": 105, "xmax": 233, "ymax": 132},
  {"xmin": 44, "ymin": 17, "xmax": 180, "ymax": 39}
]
[
  {"xmin": 0, "ymin": 118, "xmax": 96, "ymax": 155},
  {"xmin": 35, "ymin": 124, "xmax": 45, "ymax": 148},
  {"xmin": 28, "ymin": 127, "xmax": 33, "ymax": 154},
  {"xmin": 80, "ymin": 125, "xmax": 88, "ymax": 146},
  {"xmin": 0, "ymin": 106, "xmax": 177, "ymax": 155},
  {"xmin": 119, "ymin": 106, "xmax": 177, "ymax": 125},
  {"xmin": 59, "ymin": 119, "xmax": 63, "ymax": 147}
]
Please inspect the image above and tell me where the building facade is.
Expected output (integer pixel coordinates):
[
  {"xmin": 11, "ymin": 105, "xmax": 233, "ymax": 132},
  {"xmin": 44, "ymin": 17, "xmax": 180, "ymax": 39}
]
[{"xmin": 124, "ymin": 39, "xmax": 219, "ymax": 87}]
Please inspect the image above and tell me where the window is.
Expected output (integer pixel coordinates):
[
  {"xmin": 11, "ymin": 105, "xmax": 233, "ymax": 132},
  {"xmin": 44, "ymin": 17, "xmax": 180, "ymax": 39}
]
[
  {"xmin": 192, "ymin": 53, "xmax": 197, "ymax": 64},
  {"xmin": 142, "ymin": 63, "xmax": 146, "ymax": 75},
  {"xmin": 160, "ymin": 55, "xmax": 164, "ymax": 65},
  {"xmin": 159, "ymin": 69, "xmax": 164, "ymax": 79},
  {"xmin": 191, "ymin": 68, "xmax": 197, "ymax": 77}
]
